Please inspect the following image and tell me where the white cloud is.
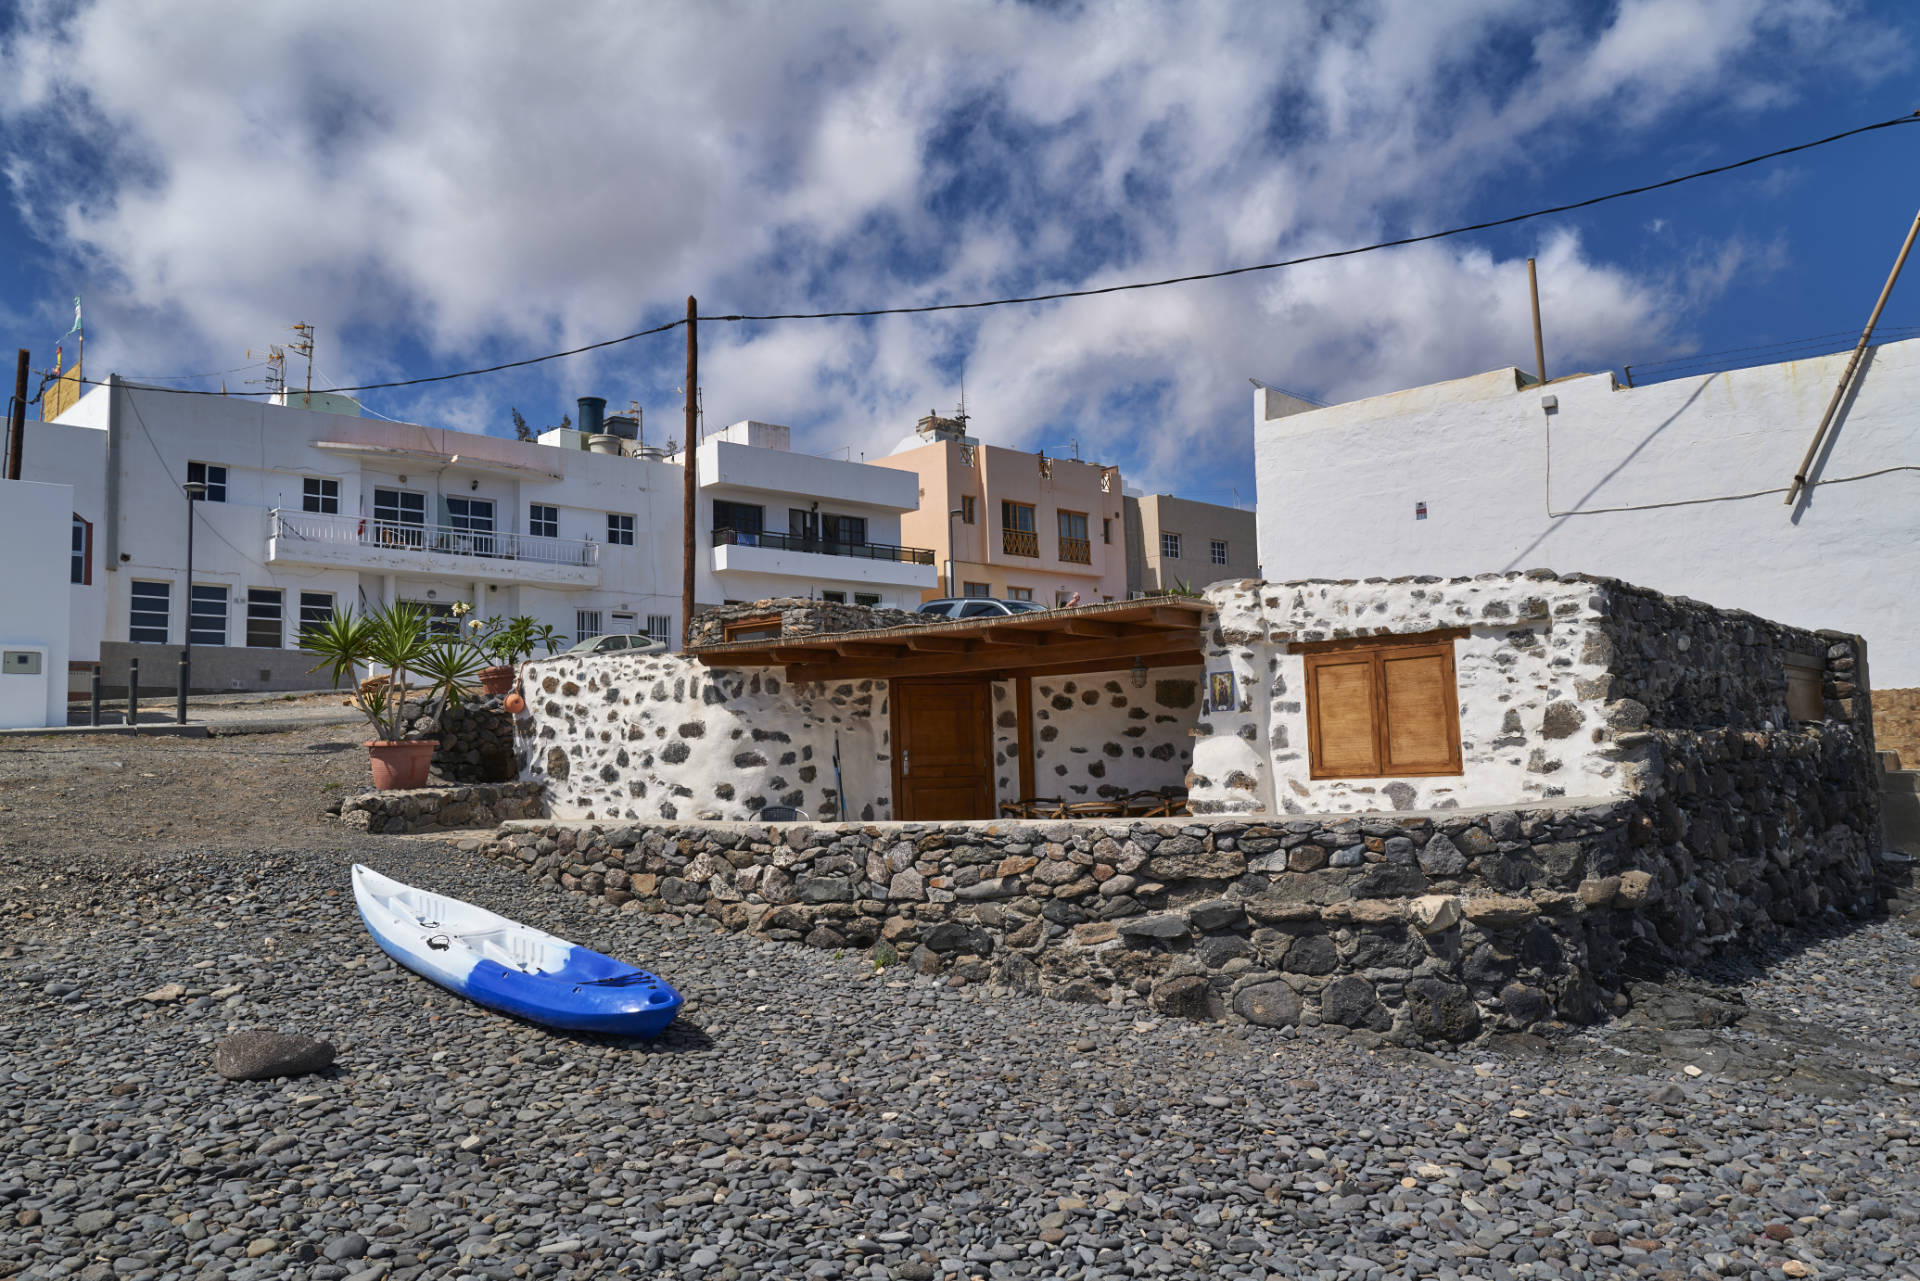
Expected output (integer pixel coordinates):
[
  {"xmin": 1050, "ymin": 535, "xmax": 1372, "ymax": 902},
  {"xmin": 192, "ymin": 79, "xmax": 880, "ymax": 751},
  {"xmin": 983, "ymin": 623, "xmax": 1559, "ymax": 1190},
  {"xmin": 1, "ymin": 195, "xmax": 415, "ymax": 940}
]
[{"xmin": 0, "ymin": 0, "xmax": 1905, "ymax": 496}]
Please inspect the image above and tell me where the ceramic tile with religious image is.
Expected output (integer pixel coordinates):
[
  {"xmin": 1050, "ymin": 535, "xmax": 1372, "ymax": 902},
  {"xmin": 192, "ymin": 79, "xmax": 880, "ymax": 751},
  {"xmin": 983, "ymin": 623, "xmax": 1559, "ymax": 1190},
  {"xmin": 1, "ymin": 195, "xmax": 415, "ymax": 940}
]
[{"xmin": 1208, "ymin": 669, "xmax": 1235, "ymax": 714}]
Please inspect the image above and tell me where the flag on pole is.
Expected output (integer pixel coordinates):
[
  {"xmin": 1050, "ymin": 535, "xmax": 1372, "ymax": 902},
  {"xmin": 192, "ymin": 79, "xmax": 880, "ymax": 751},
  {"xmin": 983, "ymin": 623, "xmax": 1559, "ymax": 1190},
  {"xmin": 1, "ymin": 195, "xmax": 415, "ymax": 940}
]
[{"xmin": 65, "ymin": 296, "xmax": 82, "ymax": 337}]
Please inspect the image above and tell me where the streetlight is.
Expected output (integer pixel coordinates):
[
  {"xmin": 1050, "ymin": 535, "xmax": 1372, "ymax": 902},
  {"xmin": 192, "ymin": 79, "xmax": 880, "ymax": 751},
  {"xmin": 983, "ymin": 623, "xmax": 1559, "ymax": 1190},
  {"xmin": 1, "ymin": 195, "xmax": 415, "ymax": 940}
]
[
  {"xmin": 178, "ymin": 479, "xmax": 207, "ymax": 724},
  {"xmin": 946, "ymin": 509, "xmax": 965, "ymax": 598}
]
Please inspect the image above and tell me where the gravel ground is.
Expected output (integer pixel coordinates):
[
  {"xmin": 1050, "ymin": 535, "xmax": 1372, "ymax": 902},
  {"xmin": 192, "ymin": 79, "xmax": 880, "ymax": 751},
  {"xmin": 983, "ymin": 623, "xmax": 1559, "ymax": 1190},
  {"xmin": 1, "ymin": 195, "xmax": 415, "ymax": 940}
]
[{"xmin": 4, "ymin": 729, "xmax": 1920, "ymax": 1281}]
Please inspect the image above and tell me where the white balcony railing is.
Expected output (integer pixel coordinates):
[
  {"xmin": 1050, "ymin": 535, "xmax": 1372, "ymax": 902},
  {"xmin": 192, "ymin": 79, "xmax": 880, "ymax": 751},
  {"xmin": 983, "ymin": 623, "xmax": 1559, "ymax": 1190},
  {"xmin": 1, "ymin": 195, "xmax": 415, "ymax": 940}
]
[{"xmin": 269, "ymin": 508, "xmax": 600, "ymax": 568}]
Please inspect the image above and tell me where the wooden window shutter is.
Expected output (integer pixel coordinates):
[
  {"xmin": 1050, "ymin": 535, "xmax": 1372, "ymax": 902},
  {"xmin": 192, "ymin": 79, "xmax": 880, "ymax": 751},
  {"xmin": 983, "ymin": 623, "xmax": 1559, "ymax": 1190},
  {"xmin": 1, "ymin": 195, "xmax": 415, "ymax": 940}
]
[
  {"xmin": 1303, "ymin": 632, "xmax": 1464, "ymax": 779},
  {"xmin": 1307, "ymin": 655, "xmax": 1380, "ymax": 776}
]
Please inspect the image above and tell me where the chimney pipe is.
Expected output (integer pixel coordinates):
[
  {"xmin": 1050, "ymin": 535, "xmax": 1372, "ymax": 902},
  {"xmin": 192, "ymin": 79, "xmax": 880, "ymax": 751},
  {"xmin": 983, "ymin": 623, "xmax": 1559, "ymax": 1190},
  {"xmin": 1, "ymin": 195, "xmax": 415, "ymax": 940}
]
[{"xmin": 577, "ymin": 396, "xmax": 607, "ymax": 437}]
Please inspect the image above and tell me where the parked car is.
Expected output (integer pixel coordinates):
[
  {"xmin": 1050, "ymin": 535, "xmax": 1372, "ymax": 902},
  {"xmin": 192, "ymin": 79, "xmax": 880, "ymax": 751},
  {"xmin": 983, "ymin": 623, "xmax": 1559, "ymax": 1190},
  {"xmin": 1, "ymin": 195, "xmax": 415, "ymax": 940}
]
[
  {"xmin": 916, "ymin": 597, "xmax": 1049, "ymax": 620},
  {"xmin": 564, "ymin": 634, "xmax": 669, "ymax": 656}
]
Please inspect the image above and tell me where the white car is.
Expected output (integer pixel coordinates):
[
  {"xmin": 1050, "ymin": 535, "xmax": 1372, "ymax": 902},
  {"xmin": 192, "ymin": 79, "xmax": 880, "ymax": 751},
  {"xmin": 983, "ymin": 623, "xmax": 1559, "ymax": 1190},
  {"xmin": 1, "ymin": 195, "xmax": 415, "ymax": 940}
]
[
  {"xmin": 916, "ymin": 597, "xmax": 1049, "ymax": 620},
  {"xmin": 564, "ymin": 634, "xmax": 669, "ymax": 656}
]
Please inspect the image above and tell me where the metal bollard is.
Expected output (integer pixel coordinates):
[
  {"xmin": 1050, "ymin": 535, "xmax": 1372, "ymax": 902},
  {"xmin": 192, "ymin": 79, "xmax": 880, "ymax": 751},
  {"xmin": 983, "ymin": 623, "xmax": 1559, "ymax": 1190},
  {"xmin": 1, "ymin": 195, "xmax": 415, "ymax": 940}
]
[
  {"xmin": 90, "ymin": 665, "xmax": 101, "ymax": 727},
  {"xmin": 176, "ymin": 654, "xmax": 189, "ymax": 725},
  {"xmin": 127, "ymin": 657, "xmax": 139, "ymax": 725}
]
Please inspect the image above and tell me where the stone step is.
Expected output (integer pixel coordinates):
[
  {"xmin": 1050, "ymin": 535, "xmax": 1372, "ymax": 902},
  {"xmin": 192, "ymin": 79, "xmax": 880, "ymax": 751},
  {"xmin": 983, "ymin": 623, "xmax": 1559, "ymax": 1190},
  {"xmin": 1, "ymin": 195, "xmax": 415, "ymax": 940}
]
[
  {"xmin": 1885, "ymin": 770, "xmax": 1920, "ymax": 856},
  {"xmin": 1880, "ymin": 749, "xmax": 1906, "ymax": 773}
]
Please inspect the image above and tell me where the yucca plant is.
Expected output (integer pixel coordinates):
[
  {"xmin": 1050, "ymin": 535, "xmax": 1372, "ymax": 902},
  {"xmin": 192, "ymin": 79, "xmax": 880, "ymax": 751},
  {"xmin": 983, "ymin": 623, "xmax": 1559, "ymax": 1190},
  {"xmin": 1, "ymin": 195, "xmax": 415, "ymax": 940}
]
[{"xmin": 300, "ymin": 602, "xmax": 480, "ymax": 742}]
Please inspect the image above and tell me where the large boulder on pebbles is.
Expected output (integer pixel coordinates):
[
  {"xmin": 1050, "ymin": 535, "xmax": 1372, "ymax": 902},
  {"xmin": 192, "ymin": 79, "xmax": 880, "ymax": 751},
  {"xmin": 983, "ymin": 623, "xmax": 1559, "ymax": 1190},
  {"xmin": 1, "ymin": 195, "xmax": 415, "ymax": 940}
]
[
  {"xmin": 214, "ymin": 1030, "xmax": 335, "ymax": 1082},
  {"xmin": 1232, "ymin": 981, "xmax": 1301, "ymax": 1028},
  {"xmin": 1406, "ymin": 978, "xmax": 1481, "ymax": 1042},
  {"xmin": 1149, "ymin": 975, "xmax": 1218, "ymax": 1020}
]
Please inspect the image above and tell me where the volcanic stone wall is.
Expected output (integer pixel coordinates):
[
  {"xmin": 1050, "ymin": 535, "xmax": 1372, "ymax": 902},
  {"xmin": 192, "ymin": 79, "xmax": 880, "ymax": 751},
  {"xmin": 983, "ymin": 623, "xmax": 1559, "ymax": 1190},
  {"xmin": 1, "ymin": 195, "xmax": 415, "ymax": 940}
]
[
  {"xmin": 686, "ymin": 598, "xmax": 922, "ymax": 647},
  {"xmin": 475, "ymin": 768, "xmax": 1880, "ymax": 1041},
  {"xmin": 400, "ymin": 696, "xmax": 518, "ymax": 784},
  {"xmin": 339, "ymin": 781, "xmax": 544, "ymax": 834},
  {"xmin": 1023, "ymin": 670, "xmax": 1199, "ymax": 802}
]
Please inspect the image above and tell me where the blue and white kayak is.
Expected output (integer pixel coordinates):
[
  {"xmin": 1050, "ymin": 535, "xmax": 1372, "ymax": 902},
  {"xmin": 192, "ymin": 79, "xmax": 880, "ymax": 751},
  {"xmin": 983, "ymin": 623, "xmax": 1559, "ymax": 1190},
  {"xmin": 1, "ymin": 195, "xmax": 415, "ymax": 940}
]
[{"xmin": 351, "ymin": 864, "xmax": 683, "ymax": 1038}]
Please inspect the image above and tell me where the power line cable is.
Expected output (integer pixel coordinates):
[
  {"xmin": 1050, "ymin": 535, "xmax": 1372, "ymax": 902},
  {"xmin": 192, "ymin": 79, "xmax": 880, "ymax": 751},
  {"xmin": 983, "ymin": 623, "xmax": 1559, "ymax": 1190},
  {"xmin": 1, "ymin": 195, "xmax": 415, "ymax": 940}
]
[
  {"xmin": 69, "ymin": 109, "xmax": 1920, "ymax": 399},
  {"xmin": 1627, "ymin": 323, "xmax": 1920, "ymax": 374}
]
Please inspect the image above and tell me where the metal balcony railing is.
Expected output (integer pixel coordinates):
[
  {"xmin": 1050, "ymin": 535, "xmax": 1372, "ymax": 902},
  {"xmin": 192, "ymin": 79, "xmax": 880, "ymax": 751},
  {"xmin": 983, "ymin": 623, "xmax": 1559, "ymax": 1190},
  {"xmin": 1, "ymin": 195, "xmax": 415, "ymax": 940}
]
[
  {"xmin": 269, "ymin": 509, "xmax": 600, "ymax": 567},
  {"xmin": 1002, "ymin": 528, "xmax": 1039, "ymax": 557},
  {"xmin": 1058, "ymin": 536, "xmax": 1091, "ymax": 564},
  {"xmin": 712, "ymin": 527, "xmax": 935, "ymax": 565}
]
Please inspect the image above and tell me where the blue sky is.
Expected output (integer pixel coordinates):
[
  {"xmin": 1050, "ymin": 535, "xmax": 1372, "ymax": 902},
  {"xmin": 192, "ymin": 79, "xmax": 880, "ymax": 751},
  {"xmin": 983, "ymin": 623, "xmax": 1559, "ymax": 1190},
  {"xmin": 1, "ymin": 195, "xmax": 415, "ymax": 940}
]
[{"xmin": 2, "ymin": 0, "xmax": 1916, "ymax": 508}]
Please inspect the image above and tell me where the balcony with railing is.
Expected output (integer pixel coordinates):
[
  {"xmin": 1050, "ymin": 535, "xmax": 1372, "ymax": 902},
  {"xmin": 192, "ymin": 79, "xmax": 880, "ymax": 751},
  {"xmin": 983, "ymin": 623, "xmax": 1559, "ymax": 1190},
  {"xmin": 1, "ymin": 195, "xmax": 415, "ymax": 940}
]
[
  {"xmin": 267, "ymin": 508, "xmax": 601, "ymax": 586},
  {"xmin": 1002, "ymin": 528, "xmax": 1039, "ymax": 558},
  {"xmin": 1058, "ymin": 536, "xmax": 1091, "ymax": 564},
  {"xmin": 710, "ymin": 526, "xmax": 938, "ymax": 589}
]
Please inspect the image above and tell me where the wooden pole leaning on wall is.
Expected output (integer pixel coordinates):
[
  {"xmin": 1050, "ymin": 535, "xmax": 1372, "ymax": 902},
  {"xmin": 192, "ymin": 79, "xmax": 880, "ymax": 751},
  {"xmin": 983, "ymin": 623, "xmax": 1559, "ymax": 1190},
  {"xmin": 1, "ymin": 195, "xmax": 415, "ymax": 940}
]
[
  {"xmin": 681, "ymin": 296, "xmax": 698, "ymax": 652},
  {"xmin": 1527, "ymin": 258, "xmax": 1547, "ymax": 387},
  {"xmin": 6, "ymin": 347, "xmax": 27, "ymax": 480},
  {"xmin": 1784, "ymin": 206, "xmax": 1920, "ymax": 506}
]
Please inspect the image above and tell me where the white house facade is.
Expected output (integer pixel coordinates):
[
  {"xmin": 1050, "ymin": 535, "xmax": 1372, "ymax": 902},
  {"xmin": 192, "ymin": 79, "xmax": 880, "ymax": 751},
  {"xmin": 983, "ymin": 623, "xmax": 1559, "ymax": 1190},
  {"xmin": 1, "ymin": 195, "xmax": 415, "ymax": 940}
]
[
  {"xmin": 28, "ymin": 380, "xmax": 683, "ymax": 693},
  {"xmin": 1251, "ymin": 336, "xmax": 1920, "ymax": 687},
  {"xmin": 690, "ymin": 420, "xmax": 937, "ymax": 611},
  {"xmin": 0, "ymin": 478, "xmax": 75, "ymax": 727}
]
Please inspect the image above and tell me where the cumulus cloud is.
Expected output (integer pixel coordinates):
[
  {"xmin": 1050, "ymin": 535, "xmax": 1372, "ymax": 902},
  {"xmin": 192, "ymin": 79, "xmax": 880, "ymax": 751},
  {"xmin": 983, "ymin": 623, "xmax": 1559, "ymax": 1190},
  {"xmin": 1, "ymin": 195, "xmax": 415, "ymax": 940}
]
[{"xmin": 0, "ymin": 0, "xmax": 1903, "ymax": 498}]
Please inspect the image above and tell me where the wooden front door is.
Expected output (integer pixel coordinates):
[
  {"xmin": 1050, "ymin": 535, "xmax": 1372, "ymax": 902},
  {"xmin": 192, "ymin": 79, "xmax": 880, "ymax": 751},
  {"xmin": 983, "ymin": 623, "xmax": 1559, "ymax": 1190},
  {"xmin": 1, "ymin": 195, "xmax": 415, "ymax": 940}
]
[{"xmin": 892, "ymin": 679, "xmax": 994, "ymax": 820}]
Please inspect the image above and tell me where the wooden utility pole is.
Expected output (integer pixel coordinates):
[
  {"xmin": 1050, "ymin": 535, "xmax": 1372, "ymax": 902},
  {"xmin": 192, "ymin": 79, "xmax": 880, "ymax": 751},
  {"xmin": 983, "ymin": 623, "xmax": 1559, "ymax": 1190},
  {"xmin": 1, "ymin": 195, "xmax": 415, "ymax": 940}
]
[
  {"xmin": 1784, "ymin": 206, "xmax": 1920, "ymax": 506},
  {"xmin": 1527, "ymin": 258, "xmax": 1547, "ymax": 387},
  {"xmin": 681, "ymin": 296, "xmax": 698, "ymax": 651},
  {"xmin": 6, "ymin": 348, "xmax": 27, "ymax": 480}
]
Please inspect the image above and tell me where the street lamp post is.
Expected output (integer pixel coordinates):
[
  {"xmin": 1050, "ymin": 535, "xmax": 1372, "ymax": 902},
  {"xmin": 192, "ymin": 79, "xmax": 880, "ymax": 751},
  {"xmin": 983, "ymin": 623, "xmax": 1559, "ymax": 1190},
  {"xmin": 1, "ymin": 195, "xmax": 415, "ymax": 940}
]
[
  {"xmin": 178, "ymin": 480, "xmax": 207, "ymax": 724},
  {"xmin": 946, "ymin": 509, "xmax": 965, "ymax": 598}
]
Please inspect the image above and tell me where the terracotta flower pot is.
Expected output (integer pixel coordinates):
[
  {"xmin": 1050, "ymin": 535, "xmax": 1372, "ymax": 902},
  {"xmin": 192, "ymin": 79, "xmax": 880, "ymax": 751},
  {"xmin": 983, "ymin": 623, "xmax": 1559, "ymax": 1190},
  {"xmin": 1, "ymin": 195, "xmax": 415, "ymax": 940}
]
[
  {"xmin": 478, "ymin": 665, "xmax": 515, "ymax": 696},
  {"xmin": 367, "ymin": 739, "xmax": 437, "ymax": 790}
]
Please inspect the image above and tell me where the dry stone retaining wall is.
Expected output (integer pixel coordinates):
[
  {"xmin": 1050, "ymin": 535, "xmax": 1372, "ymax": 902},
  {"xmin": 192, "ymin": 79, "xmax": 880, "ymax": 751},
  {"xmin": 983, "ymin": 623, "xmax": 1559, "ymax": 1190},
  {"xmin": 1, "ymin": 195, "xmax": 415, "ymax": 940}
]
[
  {"xmin": 339, "ymin": 781, "xmax": 544, "ymax": 834},
  {"xmin": 686, "ymin": 598, "xmax": 921, "ymax": 647},
  {"xmin": 400, "ymin": 695, "xmax": 518, "ymax": 784},
  {"xmin": 1873, "ymin": 687, "xmax": 1920, "ymax": 767}
]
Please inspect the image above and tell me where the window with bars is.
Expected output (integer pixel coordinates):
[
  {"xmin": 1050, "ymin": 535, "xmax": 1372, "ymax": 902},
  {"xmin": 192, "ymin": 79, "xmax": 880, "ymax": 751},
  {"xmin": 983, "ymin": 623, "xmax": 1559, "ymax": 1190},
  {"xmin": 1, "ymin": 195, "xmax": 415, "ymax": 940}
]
[
  {"xmin": 1210, "ymin": 539, "xmax": 1228, "ymax": 566},
  {"xmin": 854, "ymin": 593, "xmax": 880, "ymax": 607},
  {"xmin": 606, "ymin": 513, "xmax": 635, "ymax": 545},
  {"xmin": 302, "ymin": 477, "xmax": 339, "ymax": 514},
  {"xmin": 190, "ymin": 585, "xmax": 229, "ymax": 646},
  {"xmin": 1161, "ymin": 532, "xmax": 1182, "ymax": 559},
  {"xmin": 1303, "ymin": 632, "xmax": 1464, "ymax": 779},
  {"xmin": 820, "ymin": 590, "xmax": 847, "ymax": 604},
  {"xmin": 130, "ymin": 580, "xmax": 170, "ymax": 643},
  {"xmin": 646, "ymin": 615, "xmax": 672, "ymax": 645},
  {"xmin": 529, "ymin": 503, "xmax": 558, "ymax": 538},
  {"xmin": 187, "ymin": 462, "xmax": 227, "ymax": 502},
  {"xmin": 576, "ymin": 610, "xmax": 603, "ymax": 643},
  {"xmin": 245, "ymin": 588, "xmax": 284, "ymax": 648}
]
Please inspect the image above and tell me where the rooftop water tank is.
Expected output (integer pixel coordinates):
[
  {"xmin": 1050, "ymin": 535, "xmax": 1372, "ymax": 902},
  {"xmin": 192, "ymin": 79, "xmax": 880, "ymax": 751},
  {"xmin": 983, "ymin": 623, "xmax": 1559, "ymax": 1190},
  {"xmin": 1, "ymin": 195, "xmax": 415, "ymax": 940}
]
[{"xmin": 577, "ymin": 396, "xmax": 607, "ymax": 437}]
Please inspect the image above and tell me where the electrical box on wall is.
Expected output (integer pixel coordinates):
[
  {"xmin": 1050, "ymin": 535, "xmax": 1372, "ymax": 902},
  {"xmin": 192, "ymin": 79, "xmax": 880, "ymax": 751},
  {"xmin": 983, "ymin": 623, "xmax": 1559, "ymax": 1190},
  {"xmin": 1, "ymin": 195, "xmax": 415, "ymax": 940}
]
[
  {"xmin": 1415, "ymin": 501, "xmax": 1428, "ymax": 520},
  {"xmin": 0, "ymin": 645, "xmax": 51, "ymax": 730},
  {"xmin": 4, "ymin": 650, "xmax": 44, "ymax": 675}
]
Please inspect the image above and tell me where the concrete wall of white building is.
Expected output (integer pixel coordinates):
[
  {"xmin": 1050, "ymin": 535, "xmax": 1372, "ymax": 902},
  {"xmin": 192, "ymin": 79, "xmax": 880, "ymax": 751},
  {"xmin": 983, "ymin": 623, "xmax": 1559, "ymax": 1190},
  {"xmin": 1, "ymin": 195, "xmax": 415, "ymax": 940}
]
[
  {"xmin": 27, "ymin": 380, "xmax": 684, "ymax": 687},
  {"xmin": 1253, "ymin": 338, "xmax": 1920, "ymax": 685},
  {"xmin": 0, "ymin": 480, "xmax": 74, "ymax": 727}
]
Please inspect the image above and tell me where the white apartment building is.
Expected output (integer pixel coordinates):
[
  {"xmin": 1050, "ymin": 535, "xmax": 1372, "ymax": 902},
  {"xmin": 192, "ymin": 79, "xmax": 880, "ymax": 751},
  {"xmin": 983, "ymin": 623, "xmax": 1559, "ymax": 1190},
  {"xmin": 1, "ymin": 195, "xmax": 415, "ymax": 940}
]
[
  {"xmin": 690, "ymin": 420, "xmax": 936, "ymax": 611},
  {"xmin": 1251, "ymin": 335, "xmax": 1920, "ymax": 687},
  {"xmin": 28, "ymin": 380, "xmax": 682, "ymax": 693}
]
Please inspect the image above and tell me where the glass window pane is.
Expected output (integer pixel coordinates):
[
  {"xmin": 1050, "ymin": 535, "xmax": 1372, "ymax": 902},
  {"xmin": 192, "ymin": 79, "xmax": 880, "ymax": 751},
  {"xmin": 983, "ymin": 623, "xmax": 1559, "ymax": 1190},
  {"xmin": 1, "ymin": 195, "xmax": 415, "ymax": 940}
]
[
  {"xmin": 245, "ymin": 588, "xmax": 284, "ymax": 648},
  {"xmin": 129, "ymin": 580, "xmax": 171, "ymax": 644},
  {"xmin": 190, "ymin": 584, "xmax": 229, "ymax": 646}
]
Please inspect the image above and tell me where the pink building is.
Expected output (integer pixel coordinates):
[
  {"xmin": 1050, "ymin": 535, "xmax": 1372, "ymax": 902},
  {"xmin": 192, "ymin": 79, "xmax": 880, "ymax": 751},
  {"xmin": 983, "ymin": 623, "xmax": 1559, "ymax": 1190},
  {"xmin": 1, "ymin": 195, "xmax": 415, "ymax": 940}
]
[{"xmin": 876, "ymin": 414, "xmax": 1127, "ymax": 605}]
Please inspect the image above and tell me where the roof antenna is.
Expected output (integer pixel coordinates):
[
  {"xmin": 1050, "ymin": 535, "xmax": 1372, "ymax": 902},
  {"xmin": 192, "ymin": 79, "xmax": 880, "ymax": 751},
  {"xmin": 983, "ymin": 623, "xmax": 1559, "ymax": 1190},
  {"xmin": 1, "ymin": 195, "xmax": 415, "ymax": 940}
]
[{"xmin": 954, "ymin": 375, "xmax": 968, "ymax": 430}]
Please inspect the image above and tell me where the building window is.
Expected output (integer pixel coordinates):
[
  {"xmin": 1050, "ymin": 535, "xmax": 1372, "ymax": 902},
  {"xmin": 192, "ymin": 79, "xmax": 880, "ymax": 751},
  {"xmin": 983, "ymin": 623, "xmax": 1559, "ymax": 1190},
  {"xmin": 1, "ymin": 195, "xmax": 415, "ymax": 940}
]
[
  {"xmin": 372, "ymin": 489, "xmax": 426, "ymax": 547},
  {"xmin": 187, "ymin": 462, "xmax": 227, "ymax": 502},
  {"xmin": 606, "ymin": 513, "xmax": 635, "ymax": 545},
  {"xmin": 1161, "ymin": 532, "xmax": 1182, "ymax": 559},
  {"xmin": 723, "ymin": 616, "xmax": 783, "ymax": 643},
  {"xmin": 1210, "ymin": 539, "xmax": 1229, "ymax": 566},
  {"xmin": 1302, "ymin": 632, "xmax": 1464, "ymax": 779},
  {"xmin": 245, "ymin": 588, "xmax": 284, "ymax": 649},
  {"xmin": 821, "ymin": 590, "xmax": 847, "ymax": 604},
  {"xmin": 1007, "ymin": 586, "xmax": 1033, "ymax": 601},
  {"xmin": 1054, "ymin": 590, "xmax": 1074, "ymax": 607},
  {"xmin": 71, "ymin": 515, "xmax": 92, "ymax": 585},
  {"xmin": 576, "ymin": 610, "xmax": 603, "ymax": 644},
  {"xmin": 298, "ymin": 591, "xmax": 334, "ymax": 640},
  {"xmin": 190, "ymin": 584, "xmax": 229, "ymax": 647},
  {"xmin": 446, "ymin": 497, "xmax": 495, "ymax": 552},
  {"xmin": 1102, "ymin": 517, "xmax": 1111, "ymax": 545},
  {"xmin": 830, "ymin": 514, "xmax": 867, "ymax": 546},
  {"xmin": 1058, "ymin": 510, "xmax": 1090, "ymax": 563},
  {"xmin": 1001, "ymin": 501, "xmax": 1038, "ymax": 557},
  {"xmin": 129, "ymin": 580, "xmax": 170, "ymax": 643},
  {"xmin": 962, "ymin": 581, "xmax": 992, "ymax": 598},
  {"xmin": 961, "ymin": 496, "xmax": 976, "ymax": 524},
  {"xmin": 529, "ymin": 503, "xmax": 558, "ymax": 539},
  {"xmin": 646, "ymin": 615, "xmax": 673, "ymax": 646},
  {"xmin": 713, "ymin": 500, "xmax": 764, "ymax": 536},
  {"xmin": 404, "ymin": 601, "xmax": 459, "ymax": 637},
  {"xmin": 301, "ymin": 478, "xmax": 339, "ymax": 514},
  {"xmin": 854, "ymin": 593, "xmax": 881, "ymax": 607}
]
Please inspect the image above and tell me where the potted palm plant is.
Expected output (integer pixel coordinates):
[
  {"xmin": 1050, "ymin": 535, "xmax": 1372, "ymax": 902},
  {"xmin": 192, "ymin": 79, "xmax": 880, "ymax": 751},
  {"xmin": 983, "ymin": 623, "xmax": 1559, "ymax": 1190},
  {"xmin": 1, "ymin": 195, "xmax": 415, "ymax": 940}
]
[{"xmin": 301, "ymin": 602, "xmax": 485, "ymax": 789}]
